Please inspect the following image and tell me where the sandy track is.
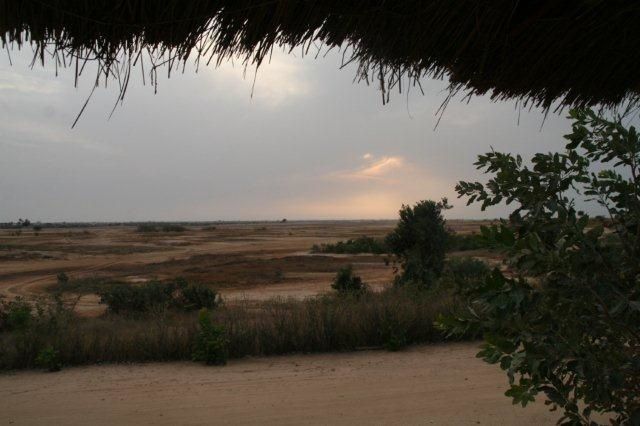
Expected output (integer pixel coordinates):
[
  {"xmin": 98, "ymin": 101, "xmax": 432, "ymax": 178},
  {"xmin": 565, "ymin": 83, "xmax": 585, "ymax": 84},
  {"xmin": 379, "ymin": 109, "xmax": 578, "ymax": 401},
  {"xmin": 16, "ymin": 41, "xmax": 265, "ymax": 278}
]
[{"xmin": 0, "ymin": 342, "xmax": 557, "ymax": 425}]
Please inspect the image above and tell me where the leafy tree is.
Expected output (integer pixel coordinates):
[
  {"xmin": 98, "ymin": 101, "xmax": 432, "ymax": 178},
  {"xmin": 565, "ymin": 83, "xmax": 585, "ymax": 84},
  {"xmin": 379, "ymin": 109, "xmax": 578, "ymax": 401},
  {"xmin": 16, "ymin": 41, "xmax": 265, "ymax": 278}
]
[
  {"xmin": 439, "ymin": 109, "xmax": 640, "ymax": 424},
  {"xmin": 385, "ymin": 199, "xmax": 451, "ymax": 287}
]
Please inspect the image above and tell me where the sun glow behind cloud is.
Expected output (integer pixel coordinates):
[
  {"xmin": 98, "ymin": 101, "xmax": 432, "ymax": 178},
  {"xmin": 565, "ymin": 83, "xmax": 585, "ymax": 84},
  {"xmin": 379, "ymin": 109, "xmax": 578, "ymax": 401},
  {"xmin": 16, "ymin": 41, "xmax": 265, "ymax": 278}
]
[
  {"xmin": 328, "ymin": 154, "xmax": 405, "ymax": 181},
  {"xmin": 203, "ymin": 51, "xmax": 313, "ymax": 108},
  {"xmin": 275, "ymin": 153, "xmax": 453, "ymax": 219}
]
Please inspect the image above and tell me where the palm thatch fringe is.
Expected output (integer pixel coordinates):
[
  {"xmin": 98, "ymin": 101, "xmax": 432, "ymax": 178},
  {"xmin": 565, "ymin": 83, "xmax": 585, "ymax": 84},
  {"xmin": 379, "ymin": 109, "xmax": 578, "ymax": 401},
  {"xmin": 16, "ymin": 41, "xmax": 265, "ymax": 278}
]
[{"xmin": 2, "ymin": 0, "xmax": 639, "ymax": 110}]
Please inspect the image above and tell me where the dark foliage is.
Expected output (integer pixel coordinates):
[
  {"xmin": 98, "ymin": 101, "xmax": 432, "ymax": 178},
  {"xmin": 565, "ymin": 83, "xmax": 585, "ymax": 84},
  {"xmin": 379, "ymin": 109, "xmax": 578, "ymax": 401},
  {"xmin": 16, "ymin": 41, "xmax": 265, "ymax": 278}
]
[
  {"xmin": 312, "ymin": 236, "xmax": 388, "ymax": 254},
  {"xmin": 331, "ymin": 265, "xmax": 367, "ymax": 294},
  {"xmin": 439, "ymin": 109, "xmax": 640, "ymax": 424},
  {"xmin": 442, "ymin": 257, "xmax": 492, "ymax": 293},
  {"xmin": 192, "ymin": 309, "xmax": 229, "ymax": 366},
  {"xmin": 385, "ymin": 199, "xmax": 451, "ymax": 288},
  {"xmin": 98, "ymin": 280, "xmax": 217, "ymax": 314}
]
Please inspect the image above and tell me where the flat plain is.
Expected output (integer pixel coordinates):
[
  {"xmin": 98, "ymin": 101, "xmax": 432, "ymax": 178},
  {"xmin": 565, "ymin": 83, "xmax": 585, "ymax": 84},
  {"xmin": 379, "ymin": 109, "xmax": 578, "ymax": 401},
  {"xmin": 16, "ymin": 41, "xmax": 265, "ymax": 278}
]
[{"xmin": 0, "ymin": 220, "xmax": 557, "ymax": 425}]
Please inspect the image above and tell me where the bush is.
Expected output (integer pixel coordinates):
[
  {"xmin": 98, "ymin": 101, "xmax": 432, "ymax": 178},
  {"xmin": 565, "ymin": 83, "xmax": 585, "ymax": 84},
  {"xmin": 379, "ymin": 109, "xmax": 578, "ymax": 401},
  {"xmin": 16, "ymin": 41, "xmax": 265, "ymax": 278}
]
[
  {"xmin": 386, "ymin": 199, "xmax": 451, "ymax": 288},
  {"xmin": 99, "ymin": 282, "xmax": 175, "ymax": 314},
  {"xmin": 311, "ymin": 236, "xmax": 388, "ymax": 254},
  {"xmin": 331, "ymin": 265, "xmax": 367, "ymax": 294},
  {"xmin": 136, "ymin": 224, "xmax": 158, "ymax": 233},
  {"xmin": 442, "ymin": 257, "xmax": 491, "ymax": 292},
  {"xmin": 161, "ymin": 224, "xmax": 186, "ymax": 232},
  {"xmin": 0, "ymin": 297, "xmax": 32, "ymax": 332},
  {"xmin": 35, "ymin": 346, "xmax": 62, "ymax": 372},
  {"xmin": 447, "ymin": 232, "xmax": 490, "ymax": 251},
  {"xmin": 179, "ymin": 283, "xmax": 218, "ymax": 310},
  {"xmin": 192, "ymin": 309, "xmax": 228, "ymax": 365},
  {"xmin": 440, "ymin": 109, "xmax": 640, "ymax": 424},
  {"xmin": 56, "ymin": 272, "xmax": 69, "ymax": 285},
  {"xmin": 380, "ymin": 317, "xmax": 408, "ymax": 351},
  {"xmin": 98, "ymin": 280, "xmax": 218, "ymax": 314}
]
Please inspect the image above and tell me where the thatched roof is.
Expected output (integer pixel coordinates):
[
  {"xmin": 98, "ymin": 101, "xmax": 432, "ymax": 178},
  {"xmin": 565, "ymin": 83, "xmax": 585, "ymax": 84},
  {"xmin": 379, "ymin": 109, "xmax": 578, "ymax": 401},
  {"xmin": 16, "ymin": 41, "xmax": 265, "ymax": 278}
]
[{"xmin": 2, "ymin": 1, "xmax": 640, "ymax": 110}]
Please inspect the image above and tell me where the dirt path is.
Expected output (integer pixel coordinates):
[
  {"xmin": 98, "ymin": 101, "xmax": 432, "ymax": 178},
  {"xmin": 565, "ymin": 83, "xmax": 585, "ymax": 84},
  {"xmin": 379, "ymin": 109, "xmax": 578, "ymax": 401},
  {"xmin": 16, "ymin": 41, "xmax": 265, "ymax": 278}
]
[{"xmin": 0, "ymin": 342, "xmax": 557, "ymax": 425}]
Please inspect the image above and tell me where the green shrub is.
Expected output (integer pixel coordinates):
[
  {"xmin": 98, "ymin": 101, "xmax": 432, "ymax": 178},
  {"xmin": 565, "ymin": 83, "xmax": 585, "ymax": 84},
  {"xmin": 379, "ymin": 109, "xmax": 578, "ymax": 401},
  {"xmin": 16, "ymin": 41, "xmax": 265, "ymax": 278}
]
[
  {"xmin": 99, "ymin": 282, "xmax": 175, "ymax": 313},
  {"xmin": 136, "ymin": 224, "xmax": 158, "ymax": 233},
  {"xmin": 179, "ymin": 283, "xmax": 218, "ymax": 310},
  {"xmin": 98, "ymin": 281, "xmax": 217, "ymax": 313},
  {"xmin": 56, "ymin": 272, "xmax": 69, "ymax": 285},
  {"xmin": 331, "ymin": 265, "xmax": 367, "ymax": 294},
  {"xmin": 161, "ymin": 224, "xmax": 186, "ymax": 232},
  {"xmin": 386, "ymin": 199, "xmax": 451, "ymax": 288},
  {"xmin": 442, "ymin": 257, "xmax": 491, "ymax": 292},
  {"xmin": 311, "ymin": 236, "xmax": 388, "ymax": 254},
  {"xmin": 381, "ymin": 319, "xmax": 408, "ymax": 351},
  {"xmin": 192, "ymin": 309, "xmax": 228, "ymax": 365},
  {"xmin": 447, "ymin": 233, "xmax": 490, "ymax": 251},
  {"xmin": 35, "ymin": 346, "xmax": 62, "ymax": 372},
  {"xmin": 0, "ymin": 297, "xmax": 32, "ymax": 332}
]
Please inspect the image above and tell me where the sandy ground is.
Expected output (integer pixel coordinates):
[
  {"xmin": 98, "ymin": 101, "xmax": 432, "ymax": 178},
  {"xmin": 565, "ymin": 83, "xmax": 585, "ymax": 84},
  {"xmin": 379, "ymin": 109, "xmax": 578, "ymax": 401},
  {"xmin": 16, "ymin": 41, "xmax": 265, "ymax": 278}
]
[
  {"xmin": 0, "ymin": 220, "xmax": 494, "ymax": 314},
  {"xmin": 0, "ymin": 342, "xmax": 557, "ymax": 426}
]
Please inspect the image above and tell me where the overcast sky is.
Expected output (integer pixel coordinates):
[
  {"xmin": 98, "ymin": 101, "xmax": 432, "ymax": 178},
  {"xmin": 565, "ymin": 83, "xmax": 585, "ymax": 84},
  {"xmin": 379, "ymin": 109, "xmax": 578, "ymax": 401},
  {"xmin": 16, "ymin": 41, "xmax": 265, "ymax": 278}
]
[{"xmin": 0, "ymin": 47, "xmax": 574, "ymax": 222}]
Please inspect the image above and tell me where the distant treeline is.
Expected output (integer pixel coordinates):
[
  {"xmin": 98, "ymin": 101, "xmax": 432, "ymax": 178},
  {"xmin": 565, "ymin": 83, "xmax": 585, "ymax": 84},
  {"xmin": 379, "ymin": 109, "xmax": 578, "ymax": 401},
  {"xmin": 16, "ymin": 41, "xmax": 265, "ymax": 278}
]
[
  {"xmin": 311, "ymin": 232, "xmax": 493, "ymax": 255},
  {"xmin": 0, "ymin": 219, "xmax": 398, "ymax": 230},
  {"xmin": 0, "ymin": 220, "xmax": 291, "ymax": 230},
  {"xmin": 311, "ymin": 236, "xmax": 388, "ymax": 254}
]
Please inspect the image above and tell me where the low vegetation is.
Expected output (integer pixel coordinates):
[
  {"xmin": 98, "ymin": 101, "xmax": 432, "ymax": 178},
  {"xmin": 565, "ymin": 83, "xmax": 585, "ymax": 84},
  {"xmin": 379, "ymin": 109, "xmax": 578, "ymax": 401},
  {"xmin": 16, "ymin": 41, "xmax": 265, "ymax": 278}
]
[
  {"xmin": 0, "ymin": 284, "xmax": 465, "ymax": 370},
  {"xmin": 331, "ymin": 265, "xmax": 367, "ymax": 294},
  {"xmin": 98, "ymin": 280, "xmax": 218, "ymax": 314},
  {"xmin": 440, "ymin": 257, "xmax": 492, "ymax": 294},
  {"xmin": 192, "ymin": 309, "xmax": 229, "ymax": 365},
  {"xmin": 136, "ymin": 223, "xmax": 187, "ymax": 233},
  {"xmin": 446, "ymin": 232, "xmax": 490, "ymax": 252},
  {"xmin": 312, "ymin": 232, "xmax": 492, "ymax": 256},
  {"xmin": 49, "ymin": 275, "xmax": 125, "ymax": 295},
  {"xmin": 311, "ymin": 236, "xmax": 387, "ymax": 254}
]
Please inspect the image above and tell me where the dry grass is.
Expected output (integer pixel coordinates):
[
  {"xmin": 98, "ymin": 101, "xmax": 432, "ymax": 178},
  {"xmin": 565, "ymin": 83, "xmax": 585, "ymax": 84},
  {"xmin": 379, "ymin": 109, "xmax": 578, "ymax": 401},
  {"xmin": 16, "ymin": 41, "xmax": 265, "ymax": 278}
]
[{"xmin": 0, "ymin": 287, "xmax": 460, "ymax": 370}]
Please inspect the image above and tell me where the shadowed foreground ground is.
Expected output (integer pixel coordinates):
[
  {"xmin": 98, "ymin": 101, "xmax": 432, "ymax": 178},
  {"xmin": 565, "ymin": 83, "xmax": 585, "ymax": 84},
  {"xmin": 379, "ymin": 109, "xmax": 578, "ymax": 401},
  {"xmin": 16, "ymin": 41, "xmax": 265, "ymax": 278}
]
[{"xmin": 0, "ymin": 342, "xmax": 557, "ymax": 425}]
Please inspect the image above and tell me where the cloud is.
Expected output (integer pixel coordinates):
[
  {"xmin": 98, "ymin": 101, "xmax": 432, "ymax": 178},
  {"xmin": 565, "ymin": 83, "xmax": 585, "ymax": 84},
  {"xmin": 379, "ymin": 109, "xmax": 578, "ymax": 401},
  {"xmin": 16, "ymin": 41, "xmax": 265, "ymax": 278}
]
[
  {"xmin": 360, "ymin": 156, "xmax": 404, "ymax": 177},
  {"xmin": 1, "ymin": 117, "xmax": 117, "ymax": 155},
  {"xmin": 0, "ymin": 71, "xmax": 60, "ymax": 95},
  {"xmin": 328, "ymin": 154, "xmax": 405, "ymax": 181},
  {"xmin": 204, "ymin": 51, "xmax": 313, "ymax": 108}
]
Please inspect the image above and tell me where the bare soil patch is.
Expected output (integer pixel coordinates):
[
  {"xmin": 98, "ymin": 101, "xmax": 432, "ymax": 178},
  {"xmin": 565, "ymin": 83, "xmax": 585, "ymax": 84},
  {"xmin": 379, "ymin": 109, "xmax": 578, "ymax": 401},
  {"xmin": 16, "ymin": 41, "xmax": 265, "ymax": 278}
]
[{"xmin": 0, "ymin": 220, "xmax": 492, "ymax": 311}]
